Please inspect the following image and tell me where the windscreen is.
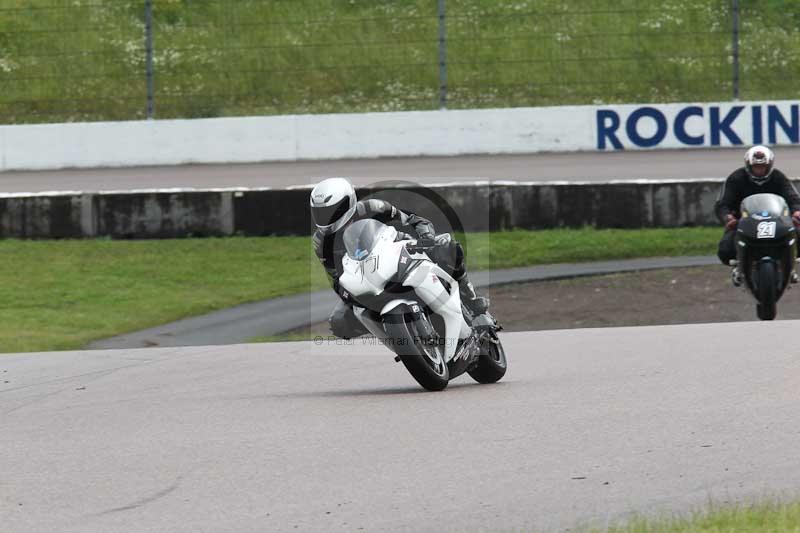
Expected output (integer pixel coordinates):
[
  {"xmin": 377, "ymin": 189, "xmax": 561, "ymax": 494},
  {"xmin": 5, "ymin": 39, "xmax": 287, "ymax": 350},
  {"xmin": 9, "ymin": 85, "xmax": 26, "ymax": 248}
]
[
  {"xmin": 741, "ymin": 193, "xmax": 788, "ymax": 217},
  {"xmin": 343, "ymin": 219, "xmax": 386, "ymax": 260}
]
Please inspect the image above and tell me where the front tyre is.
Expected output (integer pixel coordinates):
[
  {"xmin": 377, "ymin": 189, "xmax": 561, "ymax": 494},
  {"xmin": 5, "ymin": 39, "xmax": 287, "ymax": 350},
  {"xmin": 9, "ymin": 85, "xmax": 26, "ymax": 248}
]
[
  {"xmin": 756, "ymin": 261, "xmax": 777, "ymax": 321},
  {"xmin": 384, "ymin": 307, "xmax": 449, "ymax": 391},
  {"xmin": 468, "ymin": 335, "xmax": 507, "ymax": 384}
]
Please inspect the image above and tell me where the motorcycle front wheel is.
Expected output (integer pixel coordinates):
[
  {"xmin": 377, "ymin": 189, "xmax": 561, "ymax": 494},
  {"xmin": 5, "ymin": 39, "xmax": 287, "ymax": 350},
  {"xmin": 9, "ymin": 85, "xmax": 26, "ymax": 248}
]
[
  {"xmin": 384, "ymin": 307, "xmax": 449, "ymax": 391},
  {"xmin": 756, "ymin": 260, "xmax": 777, "ymax": 321}
]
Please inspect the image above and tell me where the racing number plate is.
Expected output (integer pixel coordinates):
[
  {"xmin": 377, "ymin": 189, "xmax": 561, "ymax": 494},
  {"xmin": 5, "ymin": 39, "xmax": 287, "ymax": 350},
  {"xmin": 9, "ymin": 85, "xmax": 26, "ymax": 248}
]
[{"xmin": 757, "ymin": 221, "xmax": 777, "ymax": 239}]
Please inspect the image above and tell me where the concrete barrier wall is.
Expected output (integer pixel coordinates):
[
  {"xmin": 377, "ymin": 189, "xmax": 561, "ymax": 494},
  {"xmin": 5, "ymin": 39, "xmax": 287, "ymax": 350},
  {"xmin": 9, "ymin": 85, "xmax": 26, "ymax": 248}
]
[
  {"xmin": 94, "ymin": 191, "xmax": 234, "ymax": 238},
  {"xmin": 0, "ymin": 193, "xmax": 91, "ymax": 238},
  {"xmin": 0, "ymin": 180, "xmax": 732, "ymax": 239},
  {"xmin": 2, "ymin": 99, "xmax": 800, "ymax": 171}
]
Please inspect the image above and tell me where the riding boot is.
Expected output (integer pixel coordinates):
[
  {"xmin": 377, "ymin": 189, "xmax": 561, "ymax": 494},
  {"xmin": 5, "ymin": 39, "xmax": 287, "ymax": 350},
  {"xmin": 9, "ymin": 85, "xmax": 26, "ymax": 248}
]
[
  {"xmin": 456, "ymin": 272, "xmax": 490, "ymax": 315},
  {"xmin": 729, "ymin": 259, "xmax": 743, "ymax": 287}
]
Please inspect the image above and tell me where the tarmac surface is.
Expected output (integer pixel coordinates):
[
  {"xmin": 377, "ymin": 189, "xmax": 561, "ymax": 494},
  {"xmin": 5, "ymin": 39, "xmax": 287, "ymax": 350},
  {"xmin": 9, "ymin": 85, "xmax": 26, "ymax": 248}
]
[
  {"xmin": 5, "ymin": 147, "xmax": 800, "ymax": 531},
  {"xmin": 5, "ymin": 146, "xmax": 800, "ymax": 192},
  {"xmin": 3, "ymin": 322, "xmax": 800, "ymax": 532}
]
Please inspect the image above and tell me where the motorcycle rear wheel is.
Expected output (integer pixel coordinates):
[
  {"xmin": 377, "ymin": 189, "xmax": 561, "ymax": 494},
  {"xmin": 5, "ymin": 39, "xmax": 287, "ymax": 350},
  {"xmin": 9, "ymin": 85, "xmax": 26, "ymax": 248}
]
[{"xmin": 468, "ymin": 336, "xmax": 507, "ymax": 384}]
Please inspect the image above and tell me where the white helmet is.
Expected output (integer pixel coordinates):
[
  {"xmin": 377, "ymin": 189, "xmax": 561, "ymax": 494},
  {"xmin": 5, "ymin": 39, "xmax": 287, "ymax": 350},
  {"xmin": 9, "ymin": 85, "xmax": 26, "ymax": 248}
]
[
  {"xmin": 309, "ymin": 178, "xmax": 357, "ymax": 232},
  {"xmin": 744, "ymin": 145, "xmax": 775, "ymax": 185}
]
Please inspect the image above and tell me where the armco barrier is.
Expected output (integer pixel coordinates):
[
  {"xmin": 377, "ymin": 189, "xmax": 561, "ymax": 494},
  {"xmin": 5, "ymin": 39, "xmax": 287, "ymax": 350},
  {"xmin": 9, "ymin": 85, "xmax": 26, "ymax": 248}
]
[{"xmin": 0, "ymin": 180, "xmax": 731, "ymax": 239}]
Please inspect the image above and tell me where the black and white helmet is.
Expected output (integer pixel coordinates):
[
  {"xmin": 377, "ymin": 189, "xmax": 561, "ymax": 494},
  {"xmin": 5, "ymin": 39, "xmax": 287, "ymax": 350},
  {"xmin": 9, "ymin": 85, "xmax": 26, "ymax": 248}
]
[
  {"xmin": 744, "ymin": 145, "xmax": 775, "ymax": 185},
  {"xmin": 309, "ymin": 178, "xmax": 357, "ymax": 232}
]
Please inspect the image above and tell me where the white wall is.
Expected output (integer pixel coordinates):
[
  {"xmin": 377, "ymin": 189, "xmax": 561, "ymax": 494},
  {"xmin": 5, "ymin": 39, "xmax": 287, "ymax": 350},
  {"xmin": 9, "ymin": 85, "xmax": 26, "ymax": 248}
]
[{"xmin": 2, "ymin": 100, "xmax": 799, "ymax": 171}]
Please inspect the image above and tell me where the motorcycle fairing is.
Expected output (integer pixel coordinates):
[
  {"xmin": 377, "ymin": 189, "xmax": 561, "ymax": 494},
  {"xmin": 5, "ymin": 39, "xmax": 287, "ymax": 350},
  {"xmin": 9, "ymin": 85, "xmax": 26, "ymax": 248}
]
[
  {"xmin": 400, "ymin": 258, "xmax": 470, "ymax": 361},
  {"xmin": 340, "ymin": 237, "xmax": 405, "ymax": 297},
  {"xmin": 341, "ymin": 242, "xmax": 470, "ymax": 361}
]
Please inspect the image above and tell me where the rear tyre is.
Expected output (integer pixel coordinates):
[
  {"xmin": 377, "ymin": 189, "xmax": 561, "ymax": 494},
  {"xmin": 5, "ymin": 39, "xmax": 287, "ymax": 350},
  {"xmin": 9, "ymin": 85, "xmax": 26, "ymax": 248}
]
[
  {"xmin": 468, "ymin": 336, "xmax": 507, "ymax": 384},
  {"xmin": 384, "ymin": 308, "xmax": 449, "ymax": 391},
  {"xmin": 756, "ymin": 261, "xmax": 777, "ymax": 321}
]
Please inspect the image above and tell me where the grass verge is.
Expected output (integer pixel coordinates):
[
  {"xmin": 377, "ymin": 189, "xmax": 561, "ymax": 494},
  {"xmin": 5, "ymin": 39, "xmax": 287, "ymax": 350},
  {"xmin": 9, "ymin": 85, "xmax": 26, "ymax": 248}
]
[
  {"xmin": 0, "ymin": 236, "xmax": 325, "ymax": 353},
  {"xmin": 598, "ymin": 500, "xmax": 800, "ymax": 532},
  {"xmin": 465, "ymin": 227, "xmax": 719, "ymax": 270},
  {"xmin": 3, "ymin": 2, "xmax": 797, "ymax": 122},
  {"xmin": 0, "ymin": 227, "xmax": 720, "ymax": 353}
]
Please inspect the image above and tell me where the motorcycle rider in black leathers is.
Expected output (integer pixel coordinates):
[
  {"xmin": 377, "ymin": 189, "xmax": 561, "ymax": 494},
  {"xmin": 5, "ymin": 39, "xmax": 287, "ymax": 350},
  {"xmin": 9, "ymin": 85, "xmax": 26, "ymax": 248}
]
[
  {"xmin": 310, "ymin": 178, "xmax": 489, "ymax": 339},
  {"xmin": 715, "ymin": 145, "xmax": 800, "ymax": 285}
]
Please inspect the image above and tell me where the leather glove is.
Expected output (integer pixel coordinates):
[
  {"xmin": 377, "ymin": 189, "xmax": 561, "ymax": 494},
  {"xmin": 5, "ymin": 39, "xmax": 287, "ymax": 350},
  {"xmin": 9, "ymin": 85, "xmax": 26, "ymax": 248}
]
[
  {"xmin": 433, "ymin": 233, "xmax": 452, "ymax": 246},
  {"xmin": 418, "ymin": 233, "xmax": 451, "ymax": 247},
  {"xmin": 725, "ymin": 214, "xmax": 738, "ymax": 231},
  {"xmin": 792, "ymin": 211, "xmax": 800, "ymax": 228}
]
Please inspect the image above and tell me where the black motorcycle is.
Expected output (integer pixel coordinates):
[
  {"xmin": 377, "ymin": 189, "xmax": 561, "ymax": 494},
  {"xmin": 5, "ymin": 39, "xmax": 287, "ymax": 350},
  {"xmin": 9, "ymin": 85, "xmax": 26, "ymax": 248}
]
[{"xmin": 734, "ymin": 193, "xmax": 797, "ymax": 320}]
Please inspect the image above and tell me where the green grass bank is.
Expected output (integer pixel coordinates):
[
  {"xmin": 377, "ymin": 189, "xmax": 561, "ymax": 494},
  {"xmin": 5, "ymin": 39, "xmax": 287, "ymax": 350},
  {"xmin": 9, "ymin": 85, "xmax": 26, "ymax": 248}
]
[
  {"xmin": 3, "ymin": 1, "xmax": 799, "ymax": 123},
  {"xmin": 0, "ymin": 227, "xmax": 719, "ymax": 353}
]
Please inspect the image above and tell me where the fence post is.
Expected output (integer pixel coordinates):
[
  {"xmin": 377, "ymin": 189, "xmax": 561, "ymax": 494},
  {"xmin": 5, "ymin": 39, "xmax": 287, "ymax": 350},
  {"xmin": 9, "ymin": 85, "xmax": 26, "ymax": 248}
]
[
  {"xmin": 731, "ymin": 0, "xmax": 740, "ymax": 100},
  {"xmin": 145, "ymin": 0, "xmax": 155, "ymax": 119},
  {"xmin": 437, "ymin": 0, "xmax": 448, "ymax": 109}
]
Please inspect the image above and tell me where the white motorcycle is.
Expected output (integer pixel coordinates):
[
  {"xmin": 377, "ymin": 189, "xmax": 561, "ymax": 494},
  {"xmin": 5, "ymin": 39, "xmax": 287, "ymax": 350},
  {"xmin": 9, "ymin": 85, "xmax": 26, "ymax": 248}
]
[{"xmin": 338, "ymin": 219, "xmax": 507, "ymax": 391}]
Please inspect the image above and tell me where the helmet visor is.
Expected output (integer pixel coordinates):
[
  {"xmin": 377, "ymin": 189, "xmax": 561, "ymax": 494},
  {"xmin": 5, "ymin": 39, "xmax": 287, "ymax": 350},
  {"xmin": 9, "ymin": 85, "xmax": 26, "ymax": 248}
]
[
  {"xmin": 312, "ymin": 197, "xmax": 351, "ymax": 227},
  {"xmin": 750, "ymin": 163, "xmax": 770, "ymax": 178}
]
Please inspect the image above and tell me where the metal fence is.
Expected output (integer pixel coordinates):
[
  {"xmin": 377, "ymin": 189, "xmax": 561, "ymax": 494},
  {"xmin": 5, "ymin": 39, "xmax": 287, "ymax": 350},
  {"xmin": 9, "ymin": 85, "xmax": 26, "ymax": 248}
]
[{"xmin": 1, "ymin": 0, "xmax": 798, "ymax": 124}]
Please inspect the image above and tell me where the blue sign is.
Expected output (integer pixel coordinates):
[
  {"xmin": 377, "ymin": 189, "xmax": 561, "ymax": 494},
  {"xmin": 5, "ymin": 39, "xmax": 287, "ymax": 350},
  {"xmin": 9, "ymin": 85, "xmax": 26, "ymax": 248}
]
[{"xmin": 597, "ymin": 104, "xmax": 800, "ymax": 150}]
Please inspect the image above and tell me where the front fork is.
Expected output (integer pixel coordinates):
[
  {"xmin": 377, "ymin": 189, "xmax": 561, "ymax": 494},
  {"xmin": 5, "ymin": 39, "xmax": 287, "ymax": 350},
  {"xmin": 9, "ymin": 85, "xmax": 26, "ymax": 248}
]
[
  {"xmin": 737, "ymin": 249, "xmax": 795, "ymax": 296},
  {"xmin": 456, "ymin": 312, "xmax": 503, "ymax": 363}
]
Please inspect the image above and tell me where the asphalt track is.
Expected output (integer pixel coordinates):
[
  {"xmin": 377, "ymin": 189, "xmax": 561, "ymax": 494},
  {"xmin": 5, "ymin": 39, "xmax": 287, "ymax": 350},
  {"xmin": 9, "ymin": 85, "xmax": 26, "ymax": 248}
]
[
  {"xmin": 5, "ymin": 146, "xmax": 800, "ymax": 192},
  {"xmin": 3, "ymin": 321, "xmax": 800, "ymax": 532}
]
